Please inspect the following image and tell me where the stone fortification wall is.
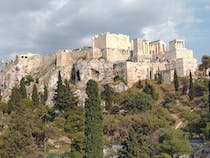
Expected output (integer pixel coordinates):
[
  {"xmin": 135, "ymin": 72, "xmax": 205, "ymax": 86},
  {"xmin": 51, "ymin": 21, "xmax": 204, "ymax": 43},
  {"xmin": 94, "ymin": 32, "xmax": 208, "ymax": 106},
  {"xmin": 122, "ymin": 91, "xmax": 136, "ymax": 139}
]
[
  {"xmin": 102, "ymin": 48, "xmax": 130, "ymax": 62},
  {"xmin": 16, "ymin": 54, "xmax": 43, "ymax": 74},
  {"xmin": 56, "ymin": 48, "xmax": 97, "ymax": 67},
  {"xmin": 114, "ymin": 61, "xmax": 167, "ymax": 87},
  {"xmin": 176, "ymin": 49, "xmax": 193, "ymax": 59},
  {"xmin": 56, "ymin": 50, "xmax": 73, "ymax": 67},
  {"xmin": 165, "ymin": 49, "xmax": 193, "ymax": 61},
  {"xmin": 92, "ymin": 32, "xmax": 131, "ymax": 50},
  {"xmin": 41, "ymin": 54, "xmax": 57, "ymax": 68},
  {"xmin": 162, "ymin": 69, "xmax": 174, "ymax": 84},
  {"xmin": 91, "ymin": 48, "xmax": 102, "ymax": 59},
  {"xmin": 15, "ymin": 53, "xmax": 56, "ymax": 74},
  {"xmin": 113, "ymin": 62, "xmax": 127, "ymax": 81},
  {"xmin": 175, "ymin": 58, "xmax": 197, "ymax": 77},
  {"xmin": 71, "ymin": 48, "xmax": 93, "ymax": 60}
]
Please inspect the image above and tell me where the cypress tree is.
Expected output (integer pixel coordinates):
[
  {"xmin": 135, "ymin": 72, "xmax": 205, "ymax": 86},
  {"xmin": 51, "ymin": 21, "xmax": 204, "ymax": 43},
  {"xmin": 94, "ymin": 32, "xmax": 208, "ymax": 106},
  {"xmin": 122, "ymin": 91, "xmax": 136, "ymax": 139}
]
[
  {"xmin": 43, "ymin": 85, "xmax": 48, "ymax": 104},
  {"xmin": 54, "ymin": 71, "xmax": 65, "ymax": 111},
  {"xmin": 32, "ymin": 84, "xmax": 39, "ymax": 106},
  {"xmin": 0, "ymin": 89, "xmax": 2, "ymax": 102},
  {"xmin": 157, "ymin": 73, "xmax": 163, "ymax": 84},
  {"xmin": 174, "ymin": 70, "xmax": 179, "ymax": 91},
  {"xmin": 188, "ymin": 72, "xmax": 195, "ymax": 100},
  {"xmin": 84, "ymin": 80, "xmax": 103, "ymax": 158},
  {"xmin": 101, "ymin": 84, "xmax": 114, "ymax": 111},
  {"xmin": 19, "ymin": 77, "xmax": 27, "ymax": 99}
]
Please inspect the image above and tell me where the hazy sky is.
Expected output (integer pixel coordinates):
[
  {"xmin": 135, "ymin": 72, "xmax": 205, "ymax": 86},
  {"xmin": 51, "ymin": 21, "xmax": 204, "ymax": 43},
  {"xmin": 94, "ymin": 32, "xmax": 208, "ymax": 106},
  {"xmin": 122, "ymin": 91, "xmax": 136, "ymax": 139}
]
[{"xmin": 0, "ymin": 0, "xmax": 209, "ymax": 63}]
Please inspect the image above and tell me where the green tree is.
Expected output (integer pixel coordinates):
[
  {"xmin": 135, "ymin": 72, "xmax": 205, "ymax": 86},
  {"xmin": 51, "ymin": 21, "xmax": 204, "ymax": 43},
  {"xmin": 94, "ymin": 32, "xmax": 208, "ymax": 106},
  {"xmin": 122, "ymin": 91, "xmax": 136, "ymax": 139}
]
[
  {"xmin": 101, "ymin": 84, "xmax": 114, "ymax": 111},
  {"xmin": 127, "ymin": 92, "xmax": 154, "ymax": 113},
  {"xmin": 64, "ymin": 106, "xmax": 84, "ymax": 157},
  {"xmin": 25, "ymin": 75, "xmax": 34, "ymax": 86},
  {"xmin": 41, "ymin": 85, "xmax": 48, "ymax": 105},
  {"xmin": 180, "ymin": 77, "xmax": 189, "ymax": 95},
  {"xmin": 0, "ymin": 109, "xmax": 34, "ymax": 157},
  {"xmin": 84, "ymin": 80, "xmax": 103, "ymax": 158},
  {"xmin": 200, "ymin": 55, "xmax": 210, "ymax": 70},
  {"xmin": 136, "ymin": 80, "xmax": 143, "ymax": 89},
  {"xmin": 194, "ymin": 80, "xmax": 208, "ymax": 97},
  {"xmin": 19, "ymin": 77, "xmax": 27, "ymax": 99},
  {"xmin": 54, "ymin": 78, "xmax": 79, "ymax": 113},
  {"xmin": 54, "ymin": 71, "xmax": 65, "ymax": 111},
  {"xmin": 119, "ymin": 127, "xmax": 151, "ymax": 158},
  {"xmin": 32, "ymin": 84, "xmax": 39, "ymax": 106},
  {"xmin": 8, "ymin": 87, "xmax": 21, "ymax": 112},
  {"xmin": 160, "ymin": 128, "xmax": 192, "ymax": 157},
  {"xmin": 143, "ymin": 80, "xmax": 158, "ymax": 100},
  {"xmin": 61, "ymin": 80, "xmax": 79, "ymax": 113},
  {"xmin": 0, "ymin": 89, "xmax": 2, "ymax": 102},
  {"xmin": 188, "ymin": 72, "xmax": 195, "ymax": 100},
  {"xmin": 157, "ymin": 73, "xmax": 163, "ymax": 84},
  {"xmin": 173, "ymin": 70, "xmax": 179, "ymax": 91}
]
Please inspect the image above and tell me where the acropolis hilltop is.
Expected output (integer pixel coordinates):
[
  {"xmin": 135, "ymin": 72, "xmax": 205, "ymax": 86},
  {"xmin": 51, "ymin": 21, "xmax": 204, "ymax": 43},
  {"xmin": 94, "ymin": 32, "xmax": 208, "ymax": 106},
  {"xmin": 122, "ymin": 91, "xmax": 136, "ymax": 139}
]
[{"xmin": 0, "ymin": 32, "xmax": 198, "ymax": 105}]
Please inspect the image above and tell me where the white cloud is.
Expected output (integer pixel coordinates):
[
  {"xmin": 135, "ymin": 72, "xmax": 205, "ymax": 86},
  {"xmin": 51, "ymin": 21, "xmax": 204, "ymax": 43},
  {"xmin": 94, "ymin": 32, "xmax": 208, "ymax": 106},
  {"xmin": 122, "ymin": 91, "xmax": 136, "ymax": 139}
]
[
  {"xmin": 80, "ymin": 35, "xmax": 93, "ymax": 46},
  {"xmin": 142, "ymin": 20, "xmax": 179, "ymax": 42},
  {"xmin": 50, "ymin": 0, "xmax": 68, "ymax": 10},
  {"xmin": 0, "ymin": 0, "xmax": 205, "ymax": 61}
]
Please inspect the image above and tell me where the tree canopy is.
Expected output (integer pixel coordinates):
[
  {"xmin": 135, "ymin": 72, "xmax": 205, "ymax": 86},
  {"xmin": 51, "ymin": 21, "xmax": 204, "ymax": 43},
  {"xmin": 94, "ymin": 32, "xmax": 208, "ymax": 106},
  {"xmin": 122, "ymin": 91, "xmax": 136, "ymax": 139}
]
[{"xmin": 84, "ymin": 80, "xmax": 103, "ymax": 158}]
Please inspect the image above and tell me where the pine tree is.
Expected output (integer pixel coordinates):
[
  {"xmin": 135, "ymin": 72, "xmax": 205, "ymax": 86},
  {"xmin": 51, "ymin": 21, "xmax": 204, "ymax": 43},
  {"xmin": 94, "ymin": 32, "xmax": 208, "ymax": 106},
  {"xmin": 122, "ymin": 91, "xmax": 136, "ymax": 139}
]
[
  {"xmin": 101, "ymin": 84, "xmax": 114, "ymax": 111},
  {"xmin": 174, "ymin": 70, "xmax": 179, "ymax": 91},
  {"xmin": 188, "ymin": 72, "xmax": 195, "ymax": 100},
  {"xmin": 32, "ymin": 84, "xmax": 39, "ymax": 106},
  {"xmin": 84, "ymin": 80, "xmax": 103, "ymax": 158},
  {"xmin": 62, "ymin": 79, "xmax": 78, "ymax": 111},
  {"xmin": 54, "ymin": 71, "xmax": 65, "ymax": 111},
  {"xmin": 19, "ymin": 77, "xmax": 27, "ymax": 99},
  {"xmin": 0, "ymin": 108, "xmax": 34, "ymax": 157}
]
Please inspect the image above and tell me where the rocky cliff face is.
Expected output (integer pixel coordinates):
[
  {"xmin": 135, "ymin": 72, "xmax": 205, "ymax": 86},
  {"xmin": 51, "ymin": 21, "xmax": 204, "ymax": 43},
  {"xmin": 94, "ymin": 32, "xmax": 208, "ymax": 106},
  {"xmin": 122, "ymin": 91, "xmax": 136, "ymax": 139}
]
[{"xmin": 0, "ymin": 52, "xmax": 125, "ymax": 106}]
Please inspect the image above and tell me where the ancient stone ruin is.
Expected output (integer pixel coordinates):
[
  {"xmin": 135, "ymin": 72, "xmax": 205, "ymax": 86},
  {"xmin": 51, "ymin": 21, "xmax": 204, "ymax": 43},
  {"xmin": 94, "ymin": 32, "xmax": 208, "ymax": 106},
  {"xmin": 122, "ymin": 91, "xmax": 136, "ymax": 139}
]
[{"xmin": 0, "ymin": 32, "xmax": 198, "ymax": 105}]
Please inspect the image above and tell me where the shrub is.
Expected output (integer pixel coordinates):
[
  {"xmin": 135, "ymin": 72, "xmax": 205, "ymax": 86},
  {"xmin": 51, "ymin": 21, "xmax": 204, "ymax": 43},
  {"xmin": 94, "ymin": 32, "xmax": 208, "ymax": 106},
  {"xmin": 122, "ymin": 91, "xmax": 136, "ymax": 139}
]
[
  {"xmin": 24, "ymin": 75, "xmax": 34, "ymax": 85},
  {"xmin": 114, "ymin": 75, "xmax": 125, "ymax": 83},
  {"xmin": 127, "ymin": 92, "xmax": 154, "ymax": 113}
]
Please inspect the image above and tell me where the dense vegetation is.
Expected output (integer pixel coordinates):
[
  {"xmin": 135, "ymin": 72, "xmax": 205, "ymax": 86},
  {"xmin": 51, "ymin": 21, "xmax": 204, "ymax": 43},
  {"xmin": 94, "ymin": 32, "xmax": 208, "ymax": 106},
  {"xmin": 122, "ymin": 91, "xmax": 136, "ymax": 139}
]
[{"xmin": 0, "ymin": 56, "xmax": 209, "ymax": 158}]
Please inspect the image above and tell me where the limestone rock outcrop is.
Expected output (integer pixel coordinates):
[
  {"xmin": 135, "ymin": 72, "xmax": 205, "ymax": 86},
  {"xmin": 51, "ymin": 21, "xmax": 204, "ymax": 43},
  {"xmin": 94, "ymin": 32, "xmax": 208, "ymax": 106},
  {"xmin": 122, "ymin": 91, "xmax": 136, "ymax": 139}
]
[{"xmin": 0, "ymin": 53, "xmax": 116, "ymax": 106}]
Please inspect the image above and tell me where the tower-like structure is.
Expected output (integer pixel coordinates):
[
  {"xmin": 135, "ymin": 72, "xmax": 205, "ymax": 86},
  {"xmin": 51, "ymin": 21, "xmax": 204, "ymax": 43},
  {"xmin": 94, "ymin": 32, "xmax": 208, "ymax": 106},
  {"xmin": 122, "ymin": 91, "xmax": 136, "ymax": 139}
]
[{"xmin": 165, "ymin": 39, "xmax": 197, "ymax": 77}]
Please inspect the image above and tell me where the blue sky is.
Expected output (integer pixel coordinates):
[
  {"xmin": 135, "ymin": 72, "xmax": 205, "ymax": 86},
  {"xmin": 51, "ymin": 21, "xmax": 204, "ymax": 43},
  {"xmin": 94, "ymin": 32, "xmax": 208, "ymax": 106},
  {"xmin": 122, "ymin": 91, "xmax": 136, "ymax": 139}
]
[
  {"xmin": 0, "ymin": 0, "xmax": 209, "ymax": 63},
  {"xmin": 176, "ymin": 0, "xmax": 210, "ymax": 62}
]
